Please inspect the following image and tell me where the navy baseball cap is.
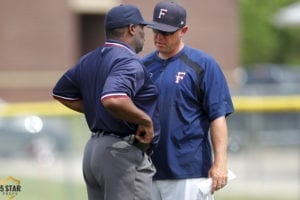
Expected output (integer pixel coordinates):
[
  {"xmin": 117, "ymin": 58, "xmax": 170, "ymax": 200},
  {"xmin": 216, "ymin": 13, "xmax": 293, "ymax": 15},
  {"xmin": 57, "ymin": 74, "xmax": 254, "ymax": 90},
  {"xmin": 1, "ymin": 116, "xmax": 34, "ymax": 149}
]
[
  {"xmin": 148, "ymin": 1, "xmax": 186, "ymax": 32},
  {"xmin": 105, "ymin": 4, "xmax": 152, "ymax": 29}
]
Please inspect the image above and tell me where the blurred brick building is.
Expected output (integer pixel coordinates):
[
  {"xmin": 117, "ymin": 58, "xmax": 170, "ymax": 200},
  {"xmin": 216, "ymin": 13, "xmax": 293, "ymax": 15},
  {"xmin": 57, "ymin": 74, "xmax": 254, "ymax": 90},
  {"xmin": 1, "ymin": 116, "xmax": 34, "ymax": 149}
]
[{"xmin": 0, "ymin": 0, "xmax": 239, "ymax": 102}]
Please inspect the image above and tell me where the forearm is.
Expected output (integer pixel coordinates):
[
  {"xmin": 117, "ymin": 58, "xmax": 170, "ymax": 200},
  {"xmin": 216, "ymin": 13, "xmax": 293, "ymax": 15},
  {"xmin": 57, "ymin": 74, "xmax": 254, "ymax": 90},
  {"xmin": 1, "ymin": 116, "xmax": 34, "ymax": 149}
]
[
  {"xmin": 209, "ymin": 116, "xmax": 229, "ymax": 192},
  {"xmin": 102, "ymin": 96, "xmax": 154, "ymax": 143},
  {"xmin": 210, "ymin": 116, "xmax": 228, "ymax": 166},
  {"xmin": 101, "ymin": 96, "xmax": 152, "ymax": 126}
]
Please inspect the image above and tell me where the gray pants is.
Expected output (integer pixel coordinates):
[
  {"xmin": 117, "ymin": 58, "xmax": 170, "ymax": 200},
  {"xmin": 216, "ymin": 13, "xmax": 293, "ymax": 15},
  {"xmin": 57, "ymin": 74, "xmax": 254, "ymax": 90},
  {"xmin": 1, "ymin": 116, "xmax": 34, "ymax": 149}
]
[{"xmin": 83, "ymin": 133, "xmax": 156, "ymax": 200}]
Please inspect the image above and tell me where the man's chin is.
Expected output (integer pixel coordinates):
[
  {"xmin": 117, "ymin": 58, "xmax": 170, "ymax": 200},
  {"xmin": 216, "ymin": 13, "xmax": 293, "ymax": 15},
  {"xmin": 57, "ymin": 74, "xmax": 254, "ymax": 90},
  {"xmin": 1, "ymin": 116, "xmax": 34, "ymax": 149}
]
[
  {"xmin": 136, "ymin": 46, "xmax": 143, "ymax": 54},
  {"xmin": 155, "ymin": 45, "xmax": 165, "ymax": 51}
]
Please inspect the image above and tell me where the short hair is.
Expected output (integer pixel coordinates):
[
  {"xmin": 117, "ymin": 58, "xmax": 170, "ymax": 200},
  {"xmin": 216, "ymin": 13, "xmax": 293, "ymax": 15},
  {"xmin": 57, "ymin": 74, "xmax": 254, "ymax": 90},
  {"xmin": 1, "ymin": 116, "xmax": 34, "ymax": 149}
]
[{"xmin": 105, "ymin": 27, "xmax": 127, "ymax": 39}]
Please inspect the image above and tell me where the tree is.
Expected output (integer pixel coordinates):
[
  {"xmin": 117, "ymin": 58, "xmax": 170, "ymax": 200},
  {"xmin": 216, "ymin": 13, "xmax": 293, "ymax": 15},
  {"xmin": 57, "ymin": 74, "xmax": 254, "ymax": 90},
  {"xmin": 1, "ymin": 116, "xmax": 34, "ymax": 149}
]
[{"xmin": 240, "ymin": 0, "xmax": 300, "ymax": 67}]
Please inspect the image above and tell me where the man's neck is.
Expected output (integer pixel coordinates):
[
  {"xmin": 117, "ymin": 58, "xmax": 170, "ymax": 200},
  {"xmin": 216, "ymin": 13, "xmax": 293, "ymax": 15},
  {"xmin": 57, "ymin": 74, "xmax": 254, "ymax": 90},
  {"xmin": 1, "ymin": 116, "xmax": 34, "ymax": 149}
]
[{"xmin": 158, "ymin": 42, "xmax": 184, "ymax": 60}]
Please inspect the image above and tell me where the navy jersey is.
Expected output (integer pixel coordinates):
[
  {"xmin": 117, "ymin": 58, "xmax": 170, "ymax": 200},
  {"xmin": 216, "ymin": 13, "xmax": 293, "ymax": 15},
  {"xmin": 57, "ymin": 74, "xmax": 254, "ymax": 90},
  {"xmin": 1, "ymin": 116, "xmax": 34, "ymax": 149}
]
[
  {"xmin": 53, "ymin": 40, "xmax": 160, "ymax": 143},
  {"xmin": 142, "ymin": 45, "xmax": 234, "ymax": 179}
]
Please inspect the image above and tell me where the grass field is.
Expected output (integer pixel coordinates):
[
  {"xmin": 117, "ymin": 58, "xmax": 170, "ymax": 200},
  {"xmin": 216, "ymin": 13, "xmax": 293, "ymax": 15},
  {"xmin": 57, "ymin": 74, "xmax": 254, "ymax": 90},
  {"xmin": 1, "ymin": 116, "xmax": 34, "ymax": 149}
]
[
  {"xmin": 1, "ymin": 177, "xmax": 87, "ymax": 200},
  {"xmin": 1, "ymin": 177, "xmax": 298, "ymax": 200},
  {"xmin": 1, "ymin": 101, "xmax": 299, "ymax": 200}
]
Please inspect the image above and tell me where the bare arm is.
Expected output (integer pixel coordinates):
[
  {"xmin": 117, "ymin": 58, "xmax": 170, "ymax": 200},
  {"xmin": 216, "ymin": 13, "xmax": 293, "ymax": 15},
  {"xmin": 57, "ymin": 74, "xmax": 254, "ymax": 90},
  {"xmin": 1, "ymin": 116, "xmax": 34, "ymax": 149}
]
[
  {"xmin": 53, "ymin": 96, "xmax": 84, "ymax": 113},
  {"xmin": 101, "ymin": 96, "xmax": 154, "ymax": 144},
  {"xmin": 208, "ymin": 116, "xmax": 228, "ymax": 193}
]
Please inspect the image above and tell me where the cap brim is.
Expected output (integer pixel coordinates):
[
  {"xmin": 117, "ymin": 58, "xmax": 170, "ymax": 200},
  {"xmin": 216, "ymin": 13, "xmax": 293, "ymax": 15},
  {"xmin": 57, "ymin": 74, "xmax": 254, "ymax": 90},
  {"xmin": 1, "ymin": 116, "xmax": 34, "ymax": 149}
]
[
  {"xmin": 140, "ymin": 21, "xmax": 154, "ymax": 26},
  {"xmin": 147, "ymin": 22, "xmax": 179, "ymax": 32}
]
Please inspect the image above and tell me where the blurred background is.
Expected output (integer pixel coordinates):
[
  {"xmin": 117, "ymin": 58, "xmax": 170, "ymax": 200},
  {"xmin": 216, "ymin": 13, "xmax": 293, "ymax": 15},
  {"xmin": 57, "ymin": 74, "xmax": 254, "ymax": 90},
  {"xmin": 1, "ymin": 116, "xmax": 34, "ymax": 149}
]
[{"xmin": 0, "ymin": 0, "xmax": 299, "ymax": 199}]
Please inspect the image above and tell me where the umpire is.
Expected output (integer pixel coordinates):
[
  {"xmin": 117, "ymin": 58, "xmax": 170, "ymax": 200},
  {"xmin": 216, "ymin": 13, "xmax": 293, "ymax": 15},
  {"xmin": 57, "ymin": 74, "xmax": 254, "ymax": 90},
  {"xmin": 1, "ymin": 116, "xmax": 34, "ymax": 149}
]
[{"xmin": 52, "ymin": 4, "xmax": 160, "ymax": 200}]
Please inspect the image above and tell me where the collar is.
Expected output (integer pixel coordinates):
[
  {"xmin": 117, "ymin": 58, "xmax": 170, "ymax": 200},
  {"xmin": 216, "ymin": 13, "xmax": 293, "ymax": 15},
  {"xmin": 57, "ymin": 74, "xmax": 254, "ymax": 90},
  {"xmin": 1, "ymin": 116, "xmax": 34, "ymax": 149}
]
[
  {"xmin": 105, "ymin": 39, "xmax": 136, "ymax": 55},
  {"xmin": 155, "ymin": 45, "xmax": 186, "ymax": 62}
]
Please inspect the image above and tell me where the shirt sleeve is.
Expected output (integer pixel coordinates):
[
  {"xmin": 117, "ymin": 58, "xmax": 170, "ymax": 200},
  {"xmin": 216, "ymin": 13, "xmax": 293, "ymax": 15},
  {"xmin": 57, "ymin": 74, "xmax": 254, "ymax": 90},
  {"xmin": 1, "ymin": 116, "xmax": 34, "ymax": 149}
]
[
  {"xmin": 102, "ymin": 58, "xmax": 145, "ymax": 99},
  {"xmin": 52, "ymin": 64, "xmax": 82, "ymax": 100},
  {"xmin": 201, "ymin": 57, "xmax": 234, "ymax": 121}
]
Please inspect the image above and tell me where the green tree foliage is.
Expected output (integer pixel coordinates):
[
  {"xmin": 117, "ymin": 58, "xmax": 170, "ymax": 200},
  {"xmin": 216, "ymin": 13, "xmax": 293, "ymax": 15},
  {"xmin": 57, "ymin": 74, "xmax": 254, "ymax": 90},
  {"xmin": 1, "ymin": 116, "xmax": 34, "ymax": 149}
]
[{"xmin": 240, "ymin": 0, "xmax": 300, "ymax": 67}]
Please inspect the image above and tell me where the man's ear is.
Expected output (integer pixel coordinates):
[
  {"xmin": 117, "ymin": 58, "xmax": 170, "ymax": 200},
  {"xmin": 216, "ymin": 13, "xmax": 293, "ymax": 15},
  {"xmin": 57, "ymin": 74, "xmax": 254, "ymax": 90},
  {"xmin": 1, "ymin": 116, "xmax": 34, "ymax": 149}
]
[
  {"xmin": 128, "ymin": 24, "xmax": 136, "ymax": 36},
  {"xmin": 180, "ymin": 26, "xmax": 188, "ymax": 36}
]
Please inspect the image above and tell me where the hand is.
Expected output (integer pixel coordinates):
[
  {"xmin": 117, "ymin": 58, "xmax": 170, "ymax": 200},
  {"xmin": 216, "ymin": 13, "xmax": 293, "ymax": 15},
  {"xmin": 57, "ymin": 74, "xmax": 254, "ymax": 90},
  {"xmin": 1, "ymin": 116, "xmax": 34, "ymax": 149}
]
[
  {"xmin": 135, "ymin": 124, "xmax": 154, "ymax": 144},
  {"xmin": 208, "ymin": 164, "xmax": 228, "ymax": 193}
]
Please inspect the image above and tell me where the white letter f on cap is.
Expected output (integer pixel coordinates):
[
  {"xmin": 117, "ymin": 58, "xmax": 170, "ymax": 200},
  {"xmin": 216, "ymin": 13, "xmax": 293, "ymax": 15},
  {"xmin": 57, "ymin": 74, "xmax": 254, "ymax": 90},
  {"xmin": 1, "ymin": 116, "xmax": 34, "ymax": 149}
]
[{"xmin": 158, "ymin": 8, "xmax": 167, "ymax": 18}]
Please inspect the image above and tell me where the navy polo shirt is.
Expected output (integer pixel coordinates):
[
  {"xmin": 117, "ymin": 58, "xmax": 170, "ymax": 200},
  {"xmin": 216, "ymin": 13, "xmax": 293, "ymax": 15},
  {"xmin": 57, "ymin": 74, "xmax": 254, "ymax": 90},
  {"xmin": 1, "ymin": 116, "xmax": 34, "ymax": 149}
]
[
  {"xmin": 53, "ymin": 40, "xmax": 160, "ymax": 143},
  {"xmin": 142, "ymin": 45, "xmax": 234, "ymax": 180}
]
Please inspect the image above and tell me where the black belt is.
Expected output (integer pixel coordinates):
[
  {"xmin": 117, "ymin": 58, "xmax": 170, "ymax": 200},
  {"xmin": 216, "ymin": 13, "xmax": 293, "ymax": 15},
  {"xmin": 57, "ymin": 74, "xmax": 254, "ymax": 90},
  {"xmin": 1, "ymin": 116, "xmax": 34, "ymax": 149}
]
[{"xmin": 91, "ymin": 131, "xmax": 151, "ymax": 153}]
